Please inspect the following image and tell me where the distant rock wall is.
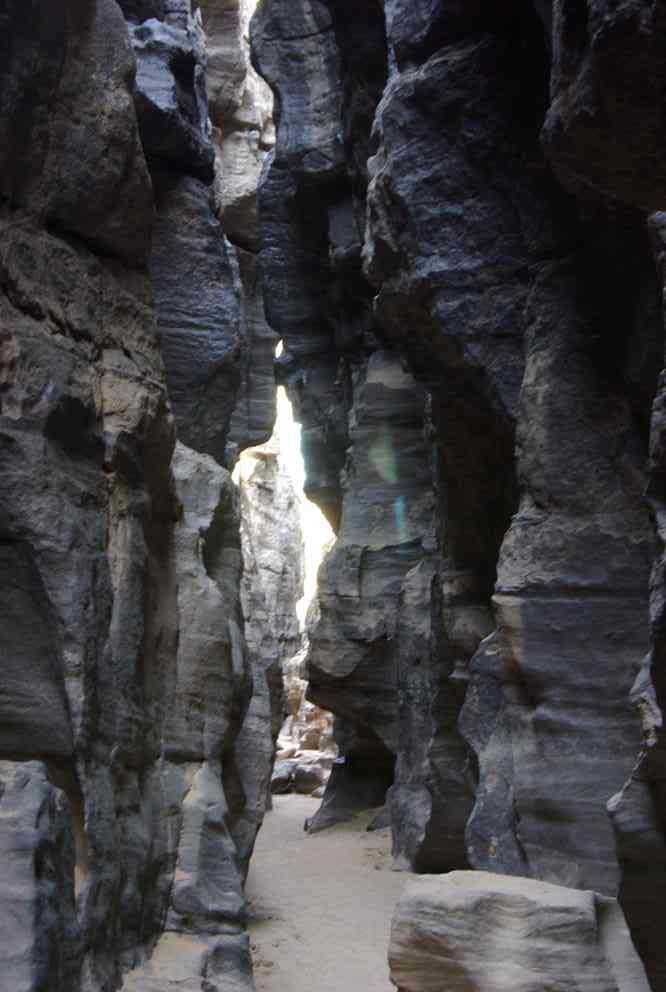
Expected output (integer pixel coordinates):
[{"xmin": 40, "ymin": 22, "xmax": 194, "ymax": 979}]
[{"xmin": 234, "ymin": 432, "xmax": 304, "ymax": 868}]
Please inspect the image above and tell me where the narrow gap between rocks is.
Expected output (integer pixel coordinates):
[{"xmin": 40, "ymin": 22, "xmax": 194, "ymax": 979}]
[
  {"xmin": 233, "ymin": 345, "xmax": 403, "ymax": 992},
  {"xmin": 233, "ymin": 340, "xmax": 338, "ymax": 791}
]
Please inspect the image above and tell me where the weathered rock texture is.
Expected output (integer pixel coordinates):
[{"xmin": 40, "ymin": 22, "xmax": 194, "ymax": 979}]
[
  {"xmin": 120, "ymin": 442, "xmax": 254, "ymax": 992},
  {"xmin": 201, "ymin": 0, "xmax": 274, "ymax": 251},
  {"xmin": 389, "ymin": 871, "xmax": 650, "ymax": 992},
  {"xmin": 198, "ymin": 0, "xmax": 276, "ymax": 462},
  {"xmin": 7, "ymin": 0, "xmax": 666, "ymax": 987},
  {"xmin": 234, "ymin": 431, "xmax": 303, "ymax": 866},
  {"xmin": 280, "ymin": 645, "xmax": 335, "ymax": 757},
  {"xmin": 0, "ymin": 0, "xmax": 276, "ymax": 989},
  {"xmin": 252, "ymin": 1, "xmax": 666, "ymax": 981}
]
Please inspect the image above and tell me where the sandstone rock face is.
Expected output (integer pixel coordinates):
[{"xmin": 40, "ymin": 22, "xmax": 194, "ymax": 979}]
[
  {"xmin": 389, "ymin": 871, "xmax": 650, "ymax": 992},
  {"xmin": 120, "ymin": 443, "xmax": 254, "ymax": 991},
  {"xmin": 0, "ymin": 762, "xmax": 79, "ymax": 992},
  {"xmin": 120, "ymin": 2, "xmax": 279, "ymax": 987},
  {"xmin": 543, "ymin": 1, "xmax": 666, "ymax": 211},
  {"xmin": 8, "ymin": 0, "xmax": 666, "ymax": 988},
  {"xmin": 150, "ymin": 172, "xmax": 243, "ymax": 464},
  {"xmin": 226, "ymin": 249, "xmax": 279, "ymax": 460},
  {"xmin": 196, "ymin": 0, "xmax": 276, "ymax": 468},
  {"xmin": 0, "ymin": 0, "xmax": 154, "ymax": 265},
  {"xmin": 200, "ymin": 0, "xmax": 274, "ymax": 251},
  {"xmin": 252, "ymin": 0, "xmax": 664, "ymax": 959},
  {"xmin": 0, "ymin": 0, "xmax": 276, "ymax": 989},
  {"xmin": 0, "ymin": 8, "xmax": 180, "ymax": 988},
  {"xmin": 129, "ymin": 11, "xmax": 215, "ymax": 181},
  {"xmin": 233, "ymin": 431, "xmax": 303, "ymax": 867},
  {"xmin": 280, "ymin": 645, "xmax": 335, "ymax": 757},
  {"xmin": 307, "ymin": 351, "xmax": 433, "ymax": 753}
]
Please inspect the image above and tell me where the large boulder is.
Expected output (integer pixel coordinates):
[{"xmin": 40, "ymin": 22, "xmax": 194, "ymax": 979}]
[{"xmin": 389, "ymin": 872, "xmax": 651, "ymax": 992}]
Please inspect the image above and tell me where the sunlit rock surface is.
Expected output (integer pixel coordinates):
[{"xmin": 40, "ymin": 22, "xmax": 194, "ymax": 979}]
[
  {"xmin": 234, "ymin": 431, "xmax": 303, "ymax": 868},
  {"xmin": 201, "ymin": 0, "xmax": 274, "ymax": 251}
]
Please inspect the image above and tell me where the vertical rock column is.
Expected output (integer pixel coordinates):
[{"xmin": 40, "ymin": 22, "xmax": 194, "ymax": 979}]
[
  {"xmin": 233, "ymin": 433, "xmax": 304, "ymax": 869},
  {"xmin": 0, "ymin": 1, "xmax": 183, "ymax": 988},
  {"xmin": 252, "ymin": 0, "xmax": 452, "ymax": 832}
]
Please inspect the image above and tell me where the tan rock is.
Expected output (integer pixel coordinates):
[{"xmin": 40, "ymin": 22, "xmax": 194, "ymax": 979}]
[{"xmin": 389, "ymin": 872, "xmax": 650, "ymax": 992}]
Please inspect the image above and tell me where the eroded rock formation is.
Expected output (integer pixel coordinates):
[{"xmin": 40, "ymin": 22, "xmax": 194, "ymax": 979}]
[
  {"xmin": 389, "ymin": 872, "xmax": 650, "ymax": 992},
  {"xmin": 251, "ymin": 1, "xmax": 666, "ymax": 986},
  {"xmin": 234, "ymin": 430, "xmax": 302, "ymax": 862},
  {"xmin": 0, "ymin": 0, "xmax": 276, "ymax": 989},
  {"xmin": 6, "ymin": 0, "xmax": 666, "ymax": 989}
]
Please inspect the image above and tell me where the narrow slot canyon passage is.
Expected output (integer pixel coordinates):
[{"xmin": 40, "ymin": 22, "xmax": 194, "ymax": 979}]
[
  {"xmin": 246, "ymin": 796, "xmax": 404, "ymax": 992},
  {"xmin": 236, "ymin": 374, "xmax": 405, "ymax": 992},
  {"xmin": 5, "ymin": 3, "xmax": 666, "ymax": 992},
  {"xmin": 233, "ymin": 362, "xmax": 406, "ymax": 992}
]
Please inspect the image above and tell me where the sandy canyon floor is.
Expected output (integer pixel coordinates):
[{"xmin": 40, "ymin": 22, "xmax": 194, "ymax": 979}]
[{"xmin": 246, "ymin": 795, "xmax": 407, "ymax": 992}]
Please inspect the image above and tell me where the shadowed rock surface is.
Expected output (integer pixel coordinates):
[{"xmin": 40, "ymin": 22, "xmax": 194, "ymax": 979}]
[
  {"xmin": 0, "ymin": 0, "xmax": 278, "ymax": 989},
  {"xmin": 251, "ymin": 1, "xmax": 666, "ymax": 984},
  {"xmin": 6, "ymin": 0, "xmax": 666, "ymax": 989}
]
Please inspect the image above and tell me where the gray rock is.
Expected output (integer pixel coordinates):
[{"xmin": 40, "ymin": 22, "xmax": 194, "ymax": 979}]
[
  {"xmin": 305, "ymin": 351, "xmax": 437, "ymax": 825},
  {"xmin": 151, "ymin": 174, "xmax": 243, "ymax": 464},
  {"xmin": 0, "ymin": 762, "xmax": 79, "ymax": 992},
  {"xmin": 253, "ymin": 0, "xmax": 663, "ymax": 933},
  {"xmin": 390, "ymin": 558, "xmax": 474, "ymax": 873},
  {"xmin": 0, "ymin": 0, "xmax": 154, "ymax": 265},
  {"xmin": 271, "ymin": 761, "xmax": 297, "ymax": 795},
  {"xmin": 169, "ymin": 442, "xmax": 251, "ymax": 764},
  {"xmin": 225, "ymin": 250, "xmax": 279, "ymax": 460},
  {"xmin": 256, "ymin": 153, "xmax": 349, "ymax": 527},
  {"xmin": 0, "ymin": 6, "xmax": 262, "ymax": 990},
  {"xmin": 305, "ymin": 733, "xmax": 393, "ymax": 834},
  {"xmin": 251, "ymin": 0, "xmax": 343, "ymax": 181},
  {"xmin": 129, "ymin": 14, "xmax": 215, "ymax": 182},
  {"xmin": 232, "ymin": 427, "xmax": 304, "ymax": 867},
  {"xmin": 292, "ymin": 762, "xmax": 327, "ymax": 795},
  {"xmin": 201, "ymin": 0, "xmax": 274, "ymax": 251},
  {"xmin": 281, "ymin": 646, "xmax": 335, "ymax": 756},
  {"xmin": 610, "ymin": 211, "xmax": 666, "ymax": 992},
  {"xmin": 383, "ymin": 0, "xmax": 516, "ymax": 69},
  {"xmin": 307, "ymin": 351, "xmax": 433, "ymax": 747},
  {"xmin": 458, "ymin": 634, "xmax": 527, "ymax": 879}
]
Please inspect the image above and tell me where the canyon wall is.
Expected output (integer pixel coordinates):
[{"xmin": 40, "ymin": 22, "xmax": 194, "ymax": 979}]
[
  {"xmin": 4, "ymin": 1, "xmax": 666, "ymax": 990},
  {"xmin": 234, "ymin": 430, "xmax": 304, "ymax": 862},
  {"xmin": 252, "ymin": 1, "xmax": 666, "ymax": 986},
  {"xmin": 0, "ymin": 1, "xmax": 278, "ymax": 990}
]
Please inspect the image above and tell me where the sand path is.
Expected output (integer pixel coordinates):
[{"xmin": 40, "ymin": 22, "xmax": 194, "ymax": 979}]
[{"xmin": 246, "ymin": 795, "xmax": 406, "ymax": 992}]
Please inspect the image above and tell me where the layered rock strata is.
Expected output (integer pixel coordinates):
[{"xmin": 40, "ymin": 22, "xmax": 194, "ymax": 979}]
[
  {"xmin": 234, "ymin": 431, "xmax": 303, "ymax": 865},
  {"xmin": 0, "ymin": 1, "xmax": 277, "ymax": 989},
  {"xmin": 252, "ymin": 0, "xmax": 664, "ymax": 962}
]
